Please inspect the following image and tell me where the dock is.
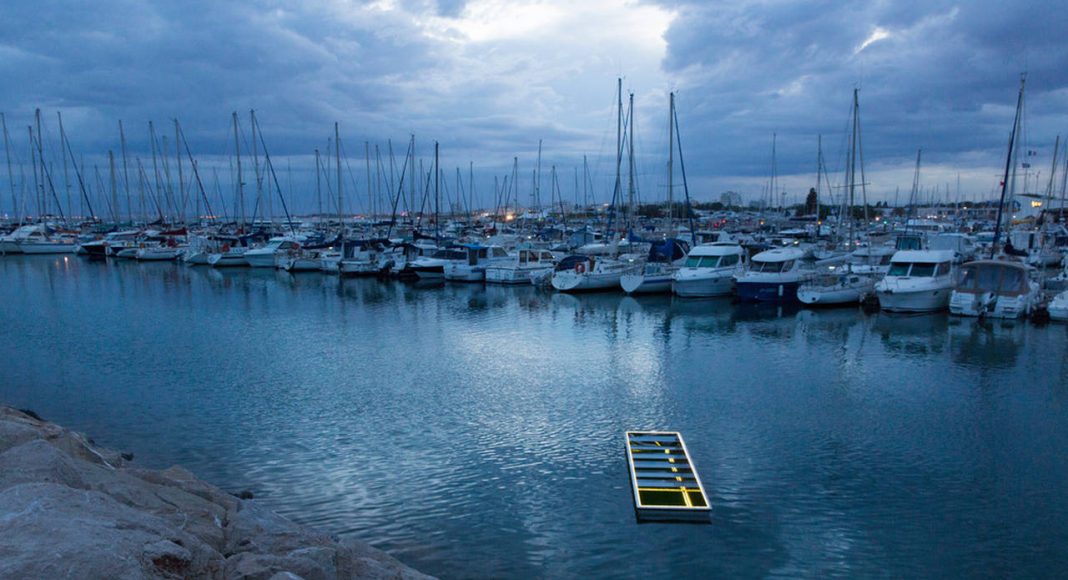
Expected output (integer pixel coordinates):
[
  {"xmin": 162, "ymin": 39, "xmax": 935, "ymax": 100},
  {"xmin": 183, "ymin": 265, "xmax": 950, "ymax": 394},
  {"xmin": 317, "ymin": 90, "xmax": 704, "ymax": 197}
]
[{"xmin": 625, "ymin": 431, "xmax": 711, "ymax": 522}]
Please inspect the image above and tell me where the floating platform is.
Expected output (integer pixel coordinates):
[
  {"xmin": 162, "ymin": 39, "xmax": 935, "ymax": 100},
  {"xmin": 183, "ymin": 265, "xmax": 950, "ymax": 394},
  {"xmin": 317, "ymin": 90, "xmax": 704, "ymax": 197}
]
[{"xmin": 625, "ymin": 431, "xmax": 711, "ymax": 522}]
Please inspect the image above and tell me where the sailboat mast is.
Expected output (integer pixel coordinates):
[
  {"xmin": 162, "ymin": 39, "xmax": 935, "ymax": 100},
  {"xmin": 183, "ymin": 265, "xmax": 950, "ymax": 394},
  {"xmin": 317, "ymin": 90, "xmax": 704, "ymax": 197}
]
[
  {"xmin": 535, "ymin": 139, "xmax": 542, "ymax": 212},
  {"xmin": 614, "ymin": 78, "xmax": 622, "ymax": 235},
  {"xmin": 250, "ymin": 110, "xmax": 262, "ymax": 227},
  {"xmin": 816, "ymin": 133, "xmax": 823, "ymax": 228},
  {"xmin": 149, "ymin": 121, "xmax": 164, "ymax": 222},
  {"xmin": 232, "ymin": 112, "xmax": 244, "ymax": 230},
  {"xmin": 1045, "ymin": 135, "xmax": 1060, "ymax": 200},
  {"xmin": 57, "ymin": 112, "xmax": 73, "ymax": 219},
  {"xmin": 848, "ymin": 91, "xmax": 858, "ymax": 248},
  {"xmin": 119, "ymin": 121, "xmax": 131, "ymax": 223},
  {"xmin": 314, "ymin": 149, "xmax": 322, "ymax": 224},
  {"xmin": 667, "ymin": 92, "xmax": 675, "ymax": 230},
  {"xmin": 992, "ymin": 75, "xmax": 1026, "ymax": 257},
  {"xmin": 2, "ymin": 113, "xmax": 17, "ymax": 224},
  {"xmin": 627, "ymin": 92, "xmax": 636, "ymax": 228},
  {"xmin": 335, "ymin": 122, "xmax": 342, "ymax": 239},
  {"xmin": 175, "ymin": 120, "xmax": 186, "ymax": 223},
  {"xmin": 434, "ymin": 141, "xmax": 440, "ymax": 241},
  {"xmin": 109, "ymin": 151, "xmax": 119, "ymax": 223},
  {"xmin": 28, "ymin": 125, "xmax": 40, "ymax": 219}
]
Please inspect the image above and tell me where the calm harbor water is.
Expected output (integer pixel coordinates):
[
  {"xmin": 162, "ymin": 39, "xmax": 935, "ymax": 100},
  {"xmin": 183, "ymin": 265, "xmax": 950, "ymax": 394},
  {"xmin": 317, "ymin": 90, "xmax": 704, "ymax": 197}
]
[{"xmin": 3, "ymin": 255, "xmax": 1068, "ymax": 578}]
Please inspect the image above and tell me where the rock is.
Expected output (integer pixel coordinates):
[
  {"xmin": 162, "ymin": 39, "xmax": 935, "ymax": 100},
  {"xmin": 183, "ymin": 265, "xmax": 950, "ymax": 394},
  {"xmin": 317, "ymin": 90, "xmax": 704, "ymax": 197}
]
[
  {"xmin": 0, "ymin": 406, "xmax": 434, "ymax": 579},
  {"xmin": 0, "ymin": 482, "xmax": 222, "ymax": 579}
]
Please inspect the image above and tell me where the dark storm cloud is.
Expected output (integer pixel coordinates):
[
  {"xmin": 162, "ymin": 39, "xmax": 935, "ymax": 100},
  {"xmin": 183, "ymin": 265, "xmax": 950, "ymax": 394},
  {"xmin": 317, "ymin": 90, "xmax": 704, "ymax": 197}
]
[
  {"xmin": 1, "ymin": 0, "xmax": 1066, "ymax": 215},
  {"xmin": 657, "ymin": 0, "xmax": 1068, "ymax": 197}
]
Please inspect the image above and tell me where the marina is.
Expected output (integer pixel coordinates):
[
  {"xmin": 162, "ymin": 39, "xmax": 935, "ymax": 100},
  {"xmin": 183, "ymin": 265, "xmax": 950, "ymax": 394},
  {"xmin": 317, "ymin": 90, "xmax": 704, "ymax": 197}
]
[
  {"xmin": 2, "ymin": 254, "xmax": 1068, "ymax": 577},
  {"xmin": 5, "ymin": 0, "xmax": 1068, "ymax": 575}
]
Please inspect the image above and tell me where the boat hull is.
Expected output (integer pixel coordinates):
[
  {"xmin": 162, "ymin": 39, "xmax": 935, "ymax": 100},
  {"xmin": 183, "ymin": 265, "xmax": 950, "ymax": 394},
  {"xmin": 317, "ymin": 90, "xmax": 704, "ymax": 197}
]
[
  {"xmin": 19, "ymin": 242, "xmax": 77, "ymax": 254},
  {"xmin": 339, "ymin": 260, "xmax": 380, "ymax": 276},
  {"xmin": 735, "ymin": 280, "xmax": 801, "ymax": 303},
  {"xmin": 672, "ymin": 273, "xmax": 735, "ymax": 297},
  {"xmin": 620, "ymin": 272, "xmax": 673, "ymax": 294},
  {"xmin": 208, "ymin": 253, "xmax": 248, "ymax": 268},
  {"xmin": 485, "ymin": 266, "xmax": 551, "ymax": 285},
  {"xmin": 243, "ymin": 252, "xmax": 279, "ymax": 268},
  {"xmin": 876, "ymin": 288, "xmax": 951, "ymax": 313},
  {"xmin": 444, "ymin": 263, "xmax": 486, "ymax": 282},
  {"xmin": 0, "ymin": 240, "xmax": 23, "ymax": 254},
  {"xmin": 551, "ymin": 270, "xmax": 623, "ymax": 293},
  {"xmin": 949, "ymin": 290, "xmax": 1034, "ymax": 319},
  {"xmin": 797, "ymin": 286, "xmax": 864, "ymax": 306},
  {"xmin": 182, "ymin": 251, "xmax": 210, "ymax": 265}
]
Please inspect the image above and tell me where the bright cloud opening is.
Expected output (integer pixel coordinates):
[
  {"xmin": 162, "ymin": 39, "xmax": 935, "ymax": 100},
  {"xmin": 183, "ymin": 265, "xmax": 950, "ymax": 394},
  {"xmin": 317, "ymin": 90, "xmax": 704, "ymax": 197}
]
[{"xmin": 855, "ymin": 26, "xmax": 891, "ymax": 54}]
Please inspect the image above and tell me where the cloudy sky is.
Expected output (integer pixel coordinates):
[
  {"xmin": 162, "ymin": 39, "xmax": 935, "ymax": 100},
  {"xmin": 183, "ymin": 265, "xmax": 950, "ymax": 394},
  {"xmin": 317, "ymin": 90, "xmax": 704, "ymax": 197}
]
[{"xmin": 2, "ymin": 0, "xmax": 1067, "ymax": 217}]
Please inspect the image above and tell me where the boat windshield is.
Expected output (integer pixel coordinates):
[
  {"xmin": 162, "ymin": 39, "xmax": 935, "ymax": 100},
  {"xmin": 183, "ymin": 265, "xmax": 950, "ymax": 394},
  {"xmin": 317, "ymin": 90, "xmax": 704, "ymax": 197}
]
[
  {"xmin": 686, "ymin": 256, "xmax": 720, "ymax": 268},
  {"xmin": 887, "ymin": 262, "xmax": 911, "ymax": 276}
]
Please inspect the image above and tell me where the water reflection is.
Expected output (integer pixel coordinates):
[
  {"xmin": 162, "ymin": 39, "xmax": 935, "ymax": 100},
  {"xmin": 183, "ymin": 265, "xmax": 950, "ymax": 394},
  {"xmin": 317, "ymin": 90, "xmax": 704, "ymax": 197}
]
[{"xmin": 1, "ymin": 255, "xmax": 1067, "ymax": 578}]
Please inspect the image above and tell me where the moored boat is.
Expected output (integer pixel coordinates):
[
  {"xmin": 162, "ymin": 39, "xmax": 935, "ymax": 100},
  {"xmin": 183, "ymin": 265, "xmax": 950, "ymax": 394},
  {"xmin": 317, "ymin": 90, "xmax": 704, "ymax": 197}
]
[
  {"xmin": 874, "ymin": 249, "xmax": 957, "ymax": 312},
  {"xmin": 949, "ymin": 259, "xmax": 1039, "ymax": 319},
  {"xmin": 734, "ymin": 247, "xmax": 809, "ymax": 303},
  {"xmin": 485, "ymin": 248, "xmax": 557, "ymax": 285},
  {"xmin": 672, "ymin": 241, "xmax": 745, "ymax": 298}
]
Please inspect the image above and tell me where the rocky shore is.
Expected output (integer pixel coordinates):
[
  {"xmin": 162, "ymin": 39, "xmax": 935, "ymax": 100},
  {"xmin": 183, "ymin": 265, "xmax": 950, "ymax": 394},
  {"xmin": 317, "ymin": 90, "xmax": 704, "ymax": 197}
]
[{"xmin": 0, "ymin": 406, "xmax": 433, "ymax": 579}]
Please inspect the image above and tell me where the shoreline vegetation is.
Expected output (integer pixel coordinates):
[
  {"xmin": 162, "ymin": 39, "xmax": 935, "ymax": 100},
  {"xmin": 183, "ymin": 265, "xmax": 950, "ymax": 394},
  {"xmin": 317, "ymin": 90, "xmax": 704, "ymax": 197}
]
[{"xmin": 0, "ymin": 406, "xmax": 433, "ymax": 579}]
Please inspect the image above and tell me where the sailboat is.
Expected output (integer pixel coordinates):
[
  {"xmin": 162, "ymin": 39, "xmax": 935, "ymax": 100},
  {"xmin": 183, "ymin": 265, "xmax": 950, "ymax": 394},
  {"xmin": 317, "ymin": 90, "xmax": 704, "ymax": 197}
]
[
  {"xmin": 621, "ymin": 92, "xmax": 696, "ymax": 294},
  {"xmin": 949, "ymin": 76, "xmax": 1041, "ymax": 319},
  {"xmin": 552, "ymin": 79, "xmax": 631, "ymax": 293},
  {"xmin": 799, "ymin": 89, "xmax": 876, "ymax": 306}
]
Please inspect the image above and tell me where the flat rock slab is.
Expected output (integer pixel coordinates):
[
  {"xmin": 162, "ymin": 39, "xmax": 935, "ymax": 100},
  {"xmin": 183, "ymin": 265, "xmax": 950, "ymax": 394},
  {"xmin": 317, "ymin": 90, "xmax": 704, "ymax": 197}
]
[{"xmin": 0, "ymin": 407, "xmax": 433, "ymax": 580}]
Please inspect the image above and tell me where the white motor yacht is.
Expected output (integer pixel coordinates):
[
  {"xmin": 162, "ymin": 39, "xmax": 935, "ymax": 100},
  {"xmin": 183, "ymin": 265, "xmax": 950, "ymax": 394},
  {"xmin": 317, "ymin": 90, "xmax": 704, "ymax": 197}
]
[
  {"xmin": 486, "ymin": 248, "xmax": 557, "ymax": 285},
  {"xmin": 671, "ymin": 242, "xmax": 745, "ymax": 297},
  {"xmin": 874, "ymin": 249, "xmax": 957, "ymax": 312},
  {"xmin": 410, "ymin": 247, "xmax": 466, "ymax": 280},
  {"xmin": 243, "ymin": 236, "xmax": 304, "ymax": 268},
  {"xmin": 734, "ymin": 247, "xmax": 810, "ymax": 303},
  {"xmin": 444, "ymin": 245, "xmax": 512, "ymax": 282}
]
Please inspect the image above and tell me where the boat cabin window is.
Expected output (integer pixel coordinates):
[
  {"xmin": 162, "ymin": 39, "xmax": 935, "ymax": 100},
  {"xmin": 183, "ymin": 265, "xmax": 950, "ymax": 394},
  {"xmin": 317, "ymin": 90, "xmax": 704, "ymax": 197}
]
[
  {"xmin": 720, "ymin": 254, "xmax": 739, "ymax": 267},
  {"xmin": 910, "ymin": 263, "xmax": 936, "ymax": 277},
  {"xmin": 491, "ymin": 247, "xmax": 509, "ymax": 258},
  {"xmin": 935, "ymin": 262, "xmax": 951, "ymax": 277},
  {"xmin": 751, "ymin": 259, "xmax": 791, "ymax": 273}
]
